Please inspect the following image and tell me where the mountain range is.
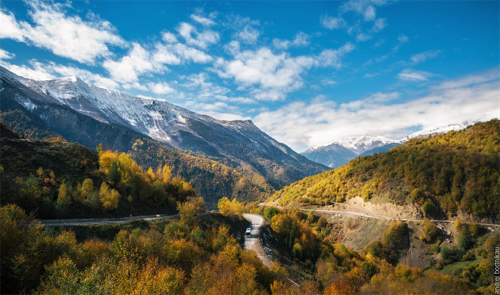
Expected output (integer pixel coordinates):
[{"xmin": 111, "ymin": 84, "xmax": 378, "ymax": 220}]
[
  {"xmin": 302, "ymin": 135, "xmax": 402, "ymax": 168},
  {"xmin": 301, "ymin": 124, "xmax": 470, "ymax": 168},
  {"xmin": 0, "ymin": 66, "xmax": 327, "ymax": 207}
]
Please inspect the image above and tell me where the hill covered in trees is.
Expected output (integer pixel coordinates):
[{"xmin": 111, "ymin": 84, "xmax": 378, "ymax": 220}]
[
  {"xmin": 271, "ymin": 119, "xmax": 500, "ymax": 221},
  {"xmin": 0, "ymin": 104, "xmax": 274, "ymax": 209},
  {"xmin": 0, "ymin": 122, "xmax": 198, "ymax": 218}
]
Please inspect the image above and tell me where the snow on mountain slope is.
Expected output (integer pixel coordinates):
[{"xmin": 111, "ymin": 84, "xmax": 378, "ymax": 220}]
[
  {"xmin": 312, "ymin": 135, "xmax": 401, "ymax": 155},
  {"xmin": 302, "ymin": 135, "xmax": 402, "ymax": 168},
  {"xmin": 407, "ymin": 123, "xmax": 470, "ymax": 139},
  {"xmin": 302, "ymin": 124, "xmax": 472, "ymax": 169},
  {"xmin": 0, "ymin": 65, "xmax": 327, "ymax": 187},
  {"xmin": 302, "ymin": 144, "xmax": 357, "ymax": 168},
  {"xmin": 2, "ymin": 65, "xmax": 255, "ymax": 148},
  {"xmin": 18, "ymin": 74, "xmax": 204, "ymax": 146}
]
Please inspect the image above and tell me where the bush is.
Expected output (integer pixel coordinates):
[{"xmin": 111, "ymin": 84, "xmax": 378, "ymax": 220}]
[
  {"xmin": 420, "ymin": 219, "xmax": 440, "ymax": 244},
  {"xmin": 462, "ymin": 251, "xmax": 475, "ymax": 261},
  {"xmin": 264, "ymin": 207, "xmax": 278, "ymax": 220},
  {"xmin": 440, "ymin": 246, "xmax": 462, "ymax": 263},
  {"xmin": 422, "ymin": 201, "xmax": 435, "ymax": 215},
  {"xmin": 457, "ymin": 234, "xmax": 474, "ymax": 251}
]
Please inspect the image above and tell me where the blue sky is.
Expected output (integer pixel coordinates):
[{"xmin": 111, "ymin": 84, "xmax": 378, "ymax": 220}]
[{"xmin": 0, "ymin": 0, "xmax": 499, "ymax": 151}]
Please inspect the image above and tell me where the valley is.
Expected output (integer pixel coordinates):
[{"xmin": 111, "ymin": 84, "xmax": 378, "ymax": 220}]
[
  {"xmin": 2, "ymin": 114, "xmax": 500, "ymax": 294},
  {"xmin": 1, "ymin": 46, "xmax": 499, "ymax": 295}
]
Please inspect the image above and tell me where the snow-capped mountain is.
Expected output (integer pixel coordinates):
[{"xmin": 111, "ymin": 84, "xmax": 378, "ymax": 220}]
[
  {"xmin": 301, "ymin": 144, "xmax": 357, "ymax": 169},
  {"xmin": 0, "ymin": 66, "xmax": 327, "ymax": 189},
  {"xmin": 302, "ymin": 124, "xmax": 472, "ymax": 169},
  {"xmin": 407, "ymin": 123, "xmax": 470, "ymax": 139},
  {"xmin": 302, "ymin": 135, "xmax": 402, "ymax": 168},
  {"xmin": 4, "ymin": 67, "xmax": 243, "ymax": 148},
  {"xmin": 325, "ymin": 135, "xmax": 401, "ymax": 154}
]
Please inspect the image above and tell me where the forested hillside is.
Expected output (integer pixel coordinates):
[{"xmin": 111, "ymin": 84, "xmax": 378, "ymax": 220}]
[
  {"xmin": 0, "ymin": 122, "xmax": 196, "ymax": 218},
  {"xmin": 272, "ymin": 120, "xmax": 500, "ymax": 220},
  {"xmin": 0, "ymin": 94, "xmax": 274, "ymax": 208}
]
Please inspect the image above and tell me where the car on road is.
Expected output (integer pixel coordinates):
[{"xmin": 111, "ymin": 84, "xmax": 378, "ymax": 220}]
[{"xmin": 246, "ymin": 227, "xmax": 252, "ymax": 236}]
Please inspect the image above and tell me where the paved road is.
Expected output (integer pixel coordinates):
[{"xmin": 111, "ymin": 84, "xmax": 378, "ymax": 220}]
[
  {"xmin": 243, "ymin": 213, "xmax": 265, "ymax": 251},
  {"xmin": 40, "ymin": 214, "xmax": 178, "ymax": 226}
]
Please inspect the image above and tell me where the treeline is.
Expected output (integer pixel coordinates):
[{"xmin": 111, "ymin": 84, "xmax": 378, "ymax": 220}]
[
  {"xmin": 272, "ymin": 119, "xmax": 500, "ymax": 219},
  {"xmin": 0, "ymin": 125, "xmax": 197, "ymax": 218}
]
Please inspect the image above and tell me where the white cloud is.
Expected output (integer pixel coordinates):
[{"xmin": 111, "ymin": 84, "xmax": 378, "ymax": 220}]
[
  {"xmin": 238, "ymin": 25, "xmax": 260, "ymax": 44},
  {"xmin": 340, "ymin": 0, "xmax": 389, "ymax": 22},
  {"xmin": 184, "ymin": 99, "xmax": 249, "ymax": 121},
  {"xmin": 14, "ymin": 1, "xmax": 124, "ymax": 64},
  {"xmin": 320, "ymin": 15, "xmax": 346, "ymax": 29},
  {"xmin": 372, "ymin": 18, "xmax": 386, "ymax": 32},
  {"xmin": 103, "ymin": 43, "xmax": 162, "ymax": 84},
  {"xmin": 226, "ymin": 15, "xmax": 262, "ymax": 45},
  {"xmin": 272, "ymin": 39, "xmax": 291, "ymax": 50},
  {"xmin": 364, "ymin": 5, "xmax": 376, "ymax": 21},
  {"xmin": 364, "ymin": 72, "xmax": 379, "ymax": 78},
  {"xmin": 317, "ymin": 43, "xmax": 355, "ymax": 68},
  {"xmin": 47, "ymin": 63, "xmax": 119, "ymax": 89},
  {"xmin": 219, "ymin": 48, "xmax": 306, "ymax": 89},
  {"xmin": 179, "ymin": 72, "xmax": 255, "ymax": 105},
  {"xmin": 177, "ymin": 22, "xmax": 219, "ymax": 49},
  {"xmin": 323, "ymin": 0, "xmax": 390, "ymax": 44},
  {"xmin": 0, "ymin": 59, "xmax": 119, "ymax": 89},
  {"xmin": 432, "ymin": 66, "xmax": 500, "ymax": 90},
  {"xmin": 273, "ymin": 32, "xmax": 310, "ymax": 50},
  {"xmin": 0, "ymin": 9, "xmax": 24, "ymax": 41},
  {"xmin": 411, "ymin": 50, "xmax": 442, "ymax": 64},
  {"xmin": 292, "ymin": 32, "xmax": 310, "ymax": 46},
  {"xmin": 0, "ymin": 48, "xmax": 15, "ymax": 60},
  {"xmin": 214, "ymin": 94, "xmax": 256, "ymax": 105},
  {"xmin": 322, "ymin": 78, "xmax": 338, "ymax": 85},
  {"xmin": 190, "ymin": 14, "xmax": 216, "ymax": 27},
  {"xmin": 216, "ymin": 43, "xmax": 354, "ymax": 100},
  {"xmin": 0, "ymin": 60, "xmax": 55, "ymax": 80},
  {"xmin": 161, "ymin": 31, "xmax": 178, "ymax": 43},
  {"xmin": 393, "ymin": 34, "xmax": 409, "ymax": 52},
  {"xmin": 398, "ymin": 34, "xmax": 409, "ymax": 43},
  {"xmin": 148, "ymin": 82, "xmax": 175, "ymax": 94},
  {"xmin": 153, "ymin": 45, "xmax": 182, "ymax": 65},
  {"xmin": 168, "ymin": 43, "xmax": 213, "ymax": 63},
  {"xmin": 356, "ymin": 33, "xmax": 372, "ymax": 42},
  {"xmin": 398, "ymin": 69, "xmax": 434, "ymax": 81},
  {"xmin": 224, "ymin": 40, "xmax": 241, "ymax": 55},
  {"xmin": 253, "ymin": 69, "xmax": 500, "ymax": 151}
]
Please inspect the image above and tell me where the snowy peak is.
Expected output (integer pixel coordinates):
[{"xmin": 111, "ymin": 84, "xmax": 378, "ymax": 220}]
[
  {"xmin": 0, "ymin": 65, "xmax": 258, "ymax": 144},
  {"xmin": 302, "ymin": 135, "xmax": 400, "ymax": 168},
  {"xmin": 407, "ymin": 123, "xmax": 470, "ymax": 139},
  {"xmin": 0, "ymin": 65, "xmax": 327, "ymax": 185},
  {"xmin": 328, "ymin": 135, "xmax": 400, "ymax": 155}
]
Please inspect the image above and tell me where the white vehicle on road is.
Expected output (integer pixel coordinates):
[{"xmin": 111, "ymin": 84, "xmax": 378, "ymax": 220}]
[{"xmin": 246, "ymin": 227, "xmax": 252, "ymax": 236}]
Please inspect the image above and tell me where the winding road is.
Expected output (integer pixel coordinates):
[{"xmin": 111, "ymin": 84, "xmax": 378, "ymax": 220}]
[
  {"xmin": 40, "ymin": 214, "xmax": 178, "ymax": 226},
  {"xmin": 243, "ymin": 213, "xmax": 273, "ymax": 267}
]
